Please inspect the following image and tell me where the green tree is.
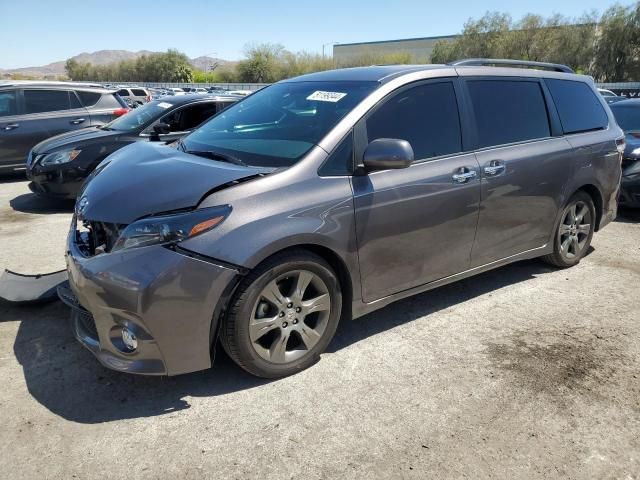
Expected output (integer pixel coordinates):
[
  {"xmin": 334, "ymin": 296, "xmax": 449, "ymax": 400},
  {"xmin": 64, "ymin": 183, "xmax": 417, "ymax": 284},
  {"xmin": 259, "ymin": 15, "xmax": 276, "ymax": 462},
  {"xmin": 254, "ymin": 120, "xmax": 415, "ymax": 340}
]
[
  {"xmin": 592, "ymin": 3, "xmax": 640, "ymax": 82},
  {"xmin": 236, "ymin": 43, "xmax": 285, "ymax": 82}
]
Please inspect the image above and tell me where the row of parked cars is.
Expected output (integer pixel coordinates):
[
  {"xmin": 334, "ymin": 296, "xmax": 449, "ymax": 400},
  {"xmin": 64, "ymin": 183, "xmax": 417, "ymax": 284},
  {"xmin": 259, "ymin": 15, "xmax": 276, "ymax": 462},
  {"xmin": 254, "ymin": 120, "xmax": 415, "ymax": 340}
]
[
  {"xmin": 0, "ymin": 80, "xmax": 243, "ymax": 196},
  {"xmin": 0, "ymin": 60, "xmax": 637, "ymax": 381}
]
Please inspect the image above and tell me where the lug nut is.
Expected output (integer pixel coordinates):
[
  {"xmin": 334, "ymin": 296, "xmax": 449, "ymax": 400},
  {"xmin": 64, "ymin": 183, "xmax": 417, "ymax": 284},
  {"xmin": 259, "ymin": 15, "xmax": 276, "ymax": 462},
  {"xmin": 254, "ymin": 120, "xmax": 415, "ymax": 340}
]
[
  {"xmin": 279, "ymin": 312, "xmax": 285, "ymax": 317},
  {"xmin": 282, "ymin": 322, "xmax": 288, "ymax": 328},
  {"xmin": 295, "ymin": 307, "xmax": 301, "ymax": 313},
  {"xmin": 287, "ymin": 302, "xmax": 293, "ymax": 308},
  {"xmin": 293, "ymin": 319, "xmax": 298, "ymax": 324}
]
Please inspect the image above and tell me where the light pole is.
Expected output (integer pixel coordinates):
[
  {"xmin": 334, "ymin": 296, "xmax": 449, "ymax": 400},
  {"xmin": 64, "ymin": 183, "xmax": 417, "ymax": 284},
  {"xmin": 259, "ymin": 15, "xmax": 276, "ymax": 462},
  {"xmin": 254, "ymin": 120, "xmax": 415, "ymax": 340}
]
[{"xmin": 322, "ymin": 42, "xmax": 338, "ymax": 59}]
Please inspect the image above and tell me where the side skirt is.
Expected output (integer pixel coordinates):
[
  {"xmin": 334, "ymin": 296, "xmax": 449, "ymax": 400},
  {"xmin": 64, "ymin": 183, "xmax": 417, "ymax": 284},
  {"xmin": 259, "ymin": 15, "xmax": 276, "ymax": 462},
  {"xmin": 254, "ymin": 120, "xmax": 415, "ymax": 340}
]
[{"xmin": 351, "ymin": 244, "xmax": 552, "ymax": 320}]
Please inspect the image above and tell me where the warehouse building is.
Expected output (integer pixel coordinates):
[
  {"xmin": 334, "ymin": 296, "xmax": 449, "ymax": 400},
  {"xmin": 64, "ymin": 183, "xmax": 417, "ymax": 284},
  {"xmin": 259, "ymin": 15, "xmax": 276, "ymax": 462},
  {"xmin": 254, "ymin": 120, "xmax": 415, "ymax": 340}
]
[{"xmin": 333, "ymin": 35, "xmax": 459, "ymax": 64}]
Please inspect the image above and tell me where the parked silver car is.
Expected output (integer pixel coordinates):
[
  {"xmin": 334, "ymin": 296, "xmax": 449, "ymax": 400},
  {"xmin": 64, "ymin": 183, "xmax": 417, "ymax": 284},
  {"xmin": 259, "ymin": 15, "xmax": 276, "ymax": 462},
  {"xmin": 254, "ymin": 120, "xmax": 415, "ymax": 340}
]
[{"xmin": 60, "ymin": 59, "xmax": 622, "ymax": 379}]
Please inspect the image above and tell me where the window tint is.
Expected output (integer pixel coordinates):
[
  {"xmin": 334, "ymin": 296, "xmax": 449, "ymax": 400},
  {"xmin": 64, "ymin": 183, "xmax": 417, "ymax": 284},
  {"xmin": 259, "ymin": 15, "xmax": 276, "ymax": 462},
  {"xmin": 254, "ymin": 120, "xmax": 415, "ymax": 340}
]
[
  {"xmin": 468, "ymin": 80, "xmax": 550, "ymax": 148},
  {"xmin": 131, "ymin": 89, "xmax": 147, "ymax": 96},
  {"xmin": 366, "ymin": 82, "xmax": 462, "ymax": 160},
  {"xmin": 319, "ymin": 132, "xmax": 353, "ymax": 176},
  {"xmin": 69, "ymin": 91, "xmax": 82, "ymax": 109},
  {"xmin": 162, "ymin": 102, "xmax": 219, "ymax": 132},
  {"xmin": 76, "ymin": 91, "xmax": 101, "ymax": 107},
  {"xmin": 117, "ymin": 89, "xmax": 130, "ymax": 97},
  {"xmin": 23, "ymin": 89, "xmax": 71, "ymax": 114},
  {"xmin": 0, "ymin": 91, "xmax": 17, "ymax": 117},
  {"xmin": 546, "ymin": 79, "xmax": 609, "ymax": 134},
  {"xmin": 94, "ymin": 93, "xmax": 125, "ymax": 110}
]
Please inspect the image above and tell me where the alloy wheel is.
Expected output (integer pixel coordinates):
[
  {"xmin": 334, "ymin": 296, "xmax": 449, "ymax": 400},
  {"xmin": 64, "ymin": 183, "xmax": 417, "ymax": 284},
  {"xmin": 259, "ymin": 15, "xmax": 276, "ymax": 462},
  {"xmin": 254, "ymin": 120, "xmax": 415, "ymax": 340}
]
[
  {"xmin": 249, "ymin": 270, "xmax": 331, "ymax": 364},
  {"xmin": 558, "ymin": 200, "xmax": 592, "ymax": 260}
]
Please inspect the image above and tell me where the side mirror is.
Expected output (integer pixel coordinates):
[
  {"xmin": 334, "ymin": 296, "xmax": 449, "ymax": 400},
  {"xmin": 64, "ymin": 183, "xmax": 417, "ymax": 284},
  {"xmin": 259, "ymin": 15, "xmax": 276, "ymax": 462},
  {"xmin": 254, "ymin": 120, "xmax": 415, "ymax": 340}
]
[
  {"xmin": 153, "ymin": 123, "xmax": 171, "ymax": 135},
  {"xmin": 363, "ymin": 138, "xmax": 413, "ymax": 172}
]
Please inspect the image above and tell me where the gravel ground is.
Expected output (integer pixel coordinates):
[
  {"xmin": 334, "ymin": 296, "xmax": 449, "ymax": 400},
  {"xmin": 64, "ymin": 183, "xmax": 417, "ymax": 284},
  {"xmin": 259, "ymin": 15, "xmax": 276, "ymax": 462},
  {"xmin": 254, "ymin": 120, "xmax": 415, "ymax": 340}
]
[{"xmin": 0, "ymin": 178, "xmax": 639, "ymax": 479}]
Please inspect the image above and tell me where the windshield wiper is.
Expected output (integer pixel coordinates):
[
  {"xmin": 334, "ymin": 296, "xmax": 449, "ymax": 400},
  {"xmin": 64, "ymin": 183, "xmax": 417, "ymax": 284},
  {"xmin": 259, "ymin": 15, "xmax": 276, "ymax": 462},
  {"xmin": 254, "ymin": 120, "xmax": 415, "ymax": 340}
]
[{"xmin": 185, "ymin": 149, "xmax": 247, "ymax": 167}]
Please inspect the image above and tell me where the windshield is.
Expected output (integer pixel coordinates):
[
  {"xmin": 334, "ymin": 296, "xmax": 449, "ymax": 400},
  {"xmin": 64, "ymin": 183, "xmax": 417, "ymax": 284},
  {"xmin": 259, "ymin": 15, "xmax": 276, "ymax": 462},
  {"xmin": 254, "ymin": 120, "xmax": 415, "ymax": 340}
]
[
  {"xmin": 611, "ymin": 105, "xmax": 640, "ymax": 132},
  {"xmin": 182, "ymin": 81, "xmax": 378, "ymax": 167},
  {"xmin": 103, "ymin": 100, "xmax": 176, "ymax": 131}
]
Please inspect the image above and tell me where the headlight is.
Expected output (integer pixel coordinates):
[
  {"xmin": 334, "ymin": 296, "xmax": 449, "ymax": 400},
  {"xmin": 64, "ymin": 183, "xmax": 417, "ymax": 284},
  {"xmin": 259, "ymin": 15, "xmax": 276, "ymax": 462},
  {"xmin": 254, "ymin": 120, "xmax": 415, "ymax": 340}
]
[
  {"xmin": 112, "ymin": 205, "xmax": 231, "ymax": 252},
  {"xmin": 39, "ymin": 149, "xmax": 81, "ymax": 166},
  {"xmin": 631, "ymin": 147, "xmax": 640, "ymax": 157}
]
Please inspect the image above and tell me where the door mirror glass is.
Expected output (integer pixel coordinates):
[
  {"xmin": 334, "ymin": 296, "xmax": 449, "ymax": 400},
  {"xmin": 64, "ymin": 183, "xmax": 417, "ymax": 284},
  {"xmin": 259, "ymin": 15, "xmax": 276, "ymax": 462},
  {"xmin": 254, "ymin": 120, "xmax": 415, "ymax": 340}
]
[{"xmin": 363, "ymin": 138, "xmax": 413, "ymax": 172}]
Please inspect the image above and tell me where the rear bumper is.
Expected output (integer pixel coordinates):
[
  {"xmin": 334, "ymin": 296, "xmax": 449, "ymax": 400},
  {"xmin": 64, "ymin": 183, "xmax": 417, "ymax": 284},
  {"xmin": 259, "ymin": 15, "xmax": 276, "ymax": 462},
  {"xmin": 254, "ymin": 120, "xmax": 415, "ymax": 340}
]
[{"xmin": 64, "ymin": 223, "xmax": 239, "ymax": 376}]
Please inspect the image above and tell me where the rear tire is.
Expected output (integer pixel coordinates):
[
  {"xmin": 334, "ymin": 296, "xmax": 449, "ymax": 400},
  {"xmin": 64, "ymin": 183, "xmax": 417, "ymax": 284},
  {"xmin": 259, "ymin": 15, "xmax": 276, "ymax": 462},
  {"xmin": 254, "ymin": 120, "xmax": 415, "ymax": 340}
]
[
  {"xmin": 542, "ymin": 191, "xmax": 595, "ymax": 268},
  {"xmin": 221, "ymin": 249, "xmax": 342, "ymax": 378}
]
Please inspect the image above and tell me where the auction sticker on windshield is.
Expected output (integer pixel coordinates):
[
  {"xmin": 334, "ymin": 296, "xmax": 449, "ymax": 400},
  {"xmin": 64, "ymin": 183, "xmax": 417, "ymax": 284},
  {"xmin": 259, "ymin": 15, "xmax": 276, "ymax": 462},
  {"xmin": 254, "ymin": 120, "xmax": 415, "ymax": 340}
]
[
  {"xmin": 307, "ymin": 91, "xmax": 347, "ymax": 103},
  {"xmin": 157, "ymin": 102, "xmax": 172, "ymax": 109}
]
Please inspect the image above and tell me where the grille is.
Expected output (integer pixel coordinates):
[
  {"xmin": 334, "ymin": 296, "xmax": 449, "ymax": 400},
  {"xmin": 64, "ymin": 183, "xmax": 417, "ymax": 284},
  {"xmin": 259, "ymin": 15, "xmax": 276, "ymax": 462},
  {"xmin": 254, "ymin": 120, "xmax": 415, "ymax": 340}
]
[{"xmin": 75, "ymin": 309, "xmax": 99, "ymax": 339}]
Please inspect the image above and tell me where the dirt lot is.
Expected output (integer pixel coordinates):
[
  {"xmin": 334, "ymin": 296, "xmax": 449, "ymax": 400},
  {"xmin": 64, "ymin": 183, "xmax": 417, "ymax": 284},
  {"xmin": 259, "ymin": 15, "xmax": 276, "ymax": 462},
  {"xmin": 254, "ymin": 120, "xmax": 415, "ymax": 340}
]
[{"xmin": 0, "ymin": 177, "xmax": 639, "ymax": 479}]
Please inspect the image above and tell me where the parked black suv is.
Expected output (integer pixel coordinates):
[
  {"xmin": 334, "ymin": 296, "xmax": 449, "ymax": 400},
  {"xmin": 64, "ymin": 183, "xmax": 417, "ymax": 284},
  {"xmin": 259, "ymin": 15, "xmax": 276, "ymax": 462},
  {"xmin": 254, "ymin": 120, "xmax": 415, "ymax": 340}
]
[
  {"xmin": 26, "ymin": 94, "xmax": 240, "ymax": 199},
  {"xmin": 0, "ymin": 81, "xmax": 129, "ymax": 173}
]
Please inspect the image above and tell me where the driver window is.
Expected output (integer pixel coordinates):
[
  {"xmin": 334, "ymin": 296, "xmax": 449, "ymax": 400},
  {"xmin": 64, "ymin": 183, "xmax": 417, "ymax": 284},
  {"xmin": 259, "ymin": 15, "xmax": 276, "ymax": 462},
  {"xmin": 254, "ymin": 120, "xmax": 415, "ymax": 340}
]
[
  {"xmin": 159, "ymin": 103, "xmax": 219, "ymax": 133},
  {"xmin": 366, "ymin": 81, "xmax": 463, "ymax": 161}
]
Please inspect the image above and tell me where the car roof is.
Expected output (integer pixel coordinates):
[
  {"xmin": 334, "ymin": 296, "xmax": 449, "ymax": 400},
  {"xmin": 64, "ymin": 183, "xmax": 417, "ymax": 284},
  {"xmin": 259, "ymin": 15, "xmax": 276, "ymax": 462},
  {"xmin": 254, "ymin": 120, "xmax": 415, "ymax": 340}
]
[
  {"xmin": 151, "ymin": 93, "xmax": 242, "ymax": 105},
  {"xmin": 283, "ymin": 63, "xmax": 585, "ymax": 84},
  {"xmin": 608, "ymin": 99, "xmax": 640, "ymax": 108},
  {"xmin": 0, "ymin": 80, "xmax": 113, "ymax": 92}
]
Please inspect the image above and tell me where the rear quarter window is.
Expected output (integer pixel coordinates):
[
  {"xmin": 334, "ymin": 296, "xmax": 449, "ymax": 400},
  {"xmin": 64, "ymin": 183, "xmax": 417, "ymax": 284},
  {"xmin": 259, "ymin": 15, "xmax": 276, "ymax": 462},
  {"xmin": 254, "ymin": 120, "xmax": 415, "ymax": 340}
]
[
  {"xmin": 545, "ymin": 79, "xmax": 609, "ymax": 134},
  {"xmin": 117, "ymin": 89, "xmax": 130, "ymax": 97},
  {"xmin": 76, "ymin": 91, "xmax": 101, "ymax": 107},
  {"xmin": 131, "ymin": 89, "xmax": 147, "ymax": 96}
]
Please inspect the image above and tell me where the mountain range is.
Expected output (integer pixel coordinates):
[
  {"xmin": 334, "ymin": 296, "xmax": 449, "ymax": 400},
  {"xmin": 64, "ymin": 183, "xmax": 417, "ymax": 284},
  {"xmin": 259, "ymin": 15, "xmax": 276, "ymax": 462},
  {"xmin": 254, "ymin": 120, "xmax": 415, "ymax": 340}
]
[{"xmin": 0, "ymin": 50, "xmax": 234, "ymax": 79}]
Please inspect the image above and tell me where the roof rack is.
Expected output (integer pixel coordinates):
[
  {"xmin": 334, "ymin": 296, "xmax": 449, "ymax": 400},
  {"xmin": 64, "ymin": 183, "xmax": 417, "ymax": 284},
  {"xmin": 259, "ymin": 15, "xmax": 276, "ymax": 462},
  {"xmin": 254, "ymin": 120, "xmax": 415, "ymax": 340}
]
[{"xmin": 448, "ymin": 58, "xmax": 574, "ymax": 74}]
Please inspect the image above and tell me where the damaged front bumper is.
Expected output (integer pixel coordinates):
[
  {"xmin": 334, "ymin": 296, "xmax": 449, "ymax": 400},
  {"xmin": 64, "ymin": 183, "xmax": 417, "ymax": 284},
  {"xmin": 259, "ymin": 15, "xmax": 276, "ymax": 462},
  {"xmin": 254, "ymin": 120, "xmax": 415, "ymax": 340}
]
[
  {"xmin": 63, "ymin": 219, "xmax": 240, "ymax": 376},
  {"xmin": 0, "ymin": 269, "xmax": 68, "ymax": 304}
]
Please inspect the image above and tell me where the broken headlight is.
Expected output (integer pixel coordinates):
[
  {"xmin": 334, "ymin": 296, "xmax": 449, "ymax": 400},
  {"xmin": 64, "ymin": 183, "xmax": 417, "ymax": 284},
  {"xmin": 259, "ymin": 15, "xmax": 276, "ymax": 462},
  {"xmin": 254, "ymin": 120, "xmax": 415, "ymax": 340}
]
[{"xmin": 112, "ymin": 205, "xmax": 231, "ymax": 252}]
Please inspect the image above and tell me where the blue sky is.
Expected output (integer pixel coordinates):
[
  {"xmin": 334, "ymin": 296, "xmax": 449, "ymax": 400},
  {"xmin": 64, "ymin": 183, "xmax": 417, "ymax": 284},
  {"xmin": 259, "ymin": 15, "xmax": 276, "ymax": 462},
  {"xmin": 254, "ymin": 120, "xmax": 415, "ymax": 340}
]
[{"xmin": 0, "ymin": 0, "xmax": 622, "ymax": 68}]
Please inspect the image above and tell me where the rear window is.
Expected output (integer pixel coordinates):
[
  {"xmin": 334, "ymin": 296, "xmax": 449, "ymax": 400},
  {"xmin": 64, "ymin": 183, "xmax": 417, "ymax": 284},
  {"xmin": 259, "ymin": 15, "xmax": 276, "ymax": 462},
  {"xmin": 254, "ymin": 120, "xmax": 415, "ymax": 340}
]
[
  {"xmin": 131, "ymin": 89, "xmax": 147, "ymax": 96},
  {"xmin": 0, "ymin": 90, "xmax": 18, "ymax": 117},
  {"xmin": 467, "ymin": 80, "xmax": 550, "ymax": 148},
  {"xmin": 76, "ymin": 91, "xmax": 101, "ymax": 107},
  {"xmin": 23, "ymin": 89, "xmax": 72, "ymax": 114},
  {"xmin": 117, "ymin": 89, "xmax": 130, "ymax": 97},
  {"xmin": 546, "ymin": 79, "xmax": 609, "ymax": 134}
]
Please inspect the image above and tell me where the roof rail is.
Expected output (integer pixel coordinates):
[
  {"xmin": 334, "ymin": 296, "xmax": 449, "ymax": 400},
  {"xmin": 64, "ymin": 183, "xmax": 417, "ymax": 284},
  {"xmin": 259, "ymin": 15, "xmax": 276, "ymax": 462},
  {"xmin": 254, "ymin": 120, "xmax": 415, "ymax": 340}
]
[{"xmin": 449, "ymin": 58, "xmax": 574, "ymax": 74}]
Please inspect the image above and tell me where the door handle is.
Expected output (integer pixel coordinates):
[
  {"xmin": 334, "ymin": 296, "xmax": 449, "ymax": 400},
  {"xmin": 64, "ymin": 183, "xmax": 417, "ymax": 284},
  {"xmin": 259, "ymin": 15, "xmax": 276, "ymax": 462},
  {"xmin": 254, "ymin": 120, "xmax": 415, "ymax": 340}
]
[
  {"xmin": 484, "ymin": 160, "xmax": 505, "ymax": 176},
  {"xmin": 70, "ymin": 118, "xmax": 86, "ymax": 125},
  {"xmin": 452, "ymin": 168, "xmax": 477, "ymax": 184},
  {"xmin": 2, "ymin": 123, "xmax": 19, "ymax": 131}
]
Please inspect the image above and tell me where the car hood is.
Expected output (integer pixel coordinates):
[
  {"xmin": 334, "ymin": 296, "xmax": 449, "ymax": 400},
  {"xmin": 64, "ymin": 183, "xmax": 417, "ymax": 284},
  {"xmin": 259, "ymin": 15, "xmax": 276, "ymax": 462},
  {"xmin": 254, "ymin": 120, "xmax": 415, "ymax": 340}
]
[
  {"xmin": 78, "ymin": 142, "xmax": 268, "ymax": 224},
  {"xmin": 32, "ymin": 127, "xmax": 121, "ymax": 153}
]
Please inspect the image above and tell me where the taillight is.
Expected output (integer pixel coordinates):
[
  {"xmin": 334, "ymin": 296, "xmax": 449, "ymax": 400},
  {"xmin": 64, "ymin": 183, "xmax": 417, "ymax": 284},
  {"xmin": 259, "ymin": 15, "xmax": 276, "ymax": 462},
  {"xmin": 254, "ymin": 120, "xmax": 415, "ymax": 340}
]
[
  {"xmin": 616, "ymin": 136, "xmax": 626, "ymax": 155},
  {"xmin": 113, "ymin": 108, "xmax": 129, "ymax": 117},
  {"xmin": 146, "ymin": 95, "xmax": 151, "ymax": 102}
]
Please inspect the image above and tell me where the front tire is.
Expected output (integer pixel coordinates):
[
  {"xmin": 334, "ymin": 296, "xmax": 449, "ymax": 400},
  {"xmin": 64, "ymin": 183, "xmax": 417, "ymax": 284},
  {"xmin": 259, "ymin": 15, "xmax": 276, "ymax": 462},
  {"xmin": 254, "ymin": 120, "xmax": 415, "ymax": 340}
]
[
  {"xmin": 221, "ymin": 249, "xmax": 342, "ymax": 378},
  {"xmin": 542, "ymin": 191, "xmax": 596, "ymax": 268}
]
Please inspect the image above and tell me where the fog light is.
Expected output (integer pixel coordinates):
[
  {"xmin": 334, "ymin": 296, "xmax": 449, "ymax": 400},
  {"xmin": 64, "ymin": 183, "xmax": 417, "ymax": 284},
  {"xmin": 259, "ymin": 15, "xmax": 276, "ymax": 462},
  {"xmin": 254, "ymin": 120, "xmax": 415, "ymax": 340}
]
[{"xmin": 121, "ymin": 328, "xmax": 138, "ymax": 352}]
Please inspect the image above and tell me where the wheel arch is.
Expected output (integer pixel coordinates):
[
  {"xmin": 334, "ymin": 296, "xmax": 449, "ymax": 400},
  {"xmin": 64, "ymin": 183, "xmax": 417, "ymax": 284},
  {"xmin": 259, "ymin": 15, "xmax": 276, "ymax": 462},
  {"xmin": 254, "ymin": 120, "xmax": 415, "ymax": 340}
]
[{"xmin": 572, "ymin": 184, "xmax": 604, "ymax": 231}]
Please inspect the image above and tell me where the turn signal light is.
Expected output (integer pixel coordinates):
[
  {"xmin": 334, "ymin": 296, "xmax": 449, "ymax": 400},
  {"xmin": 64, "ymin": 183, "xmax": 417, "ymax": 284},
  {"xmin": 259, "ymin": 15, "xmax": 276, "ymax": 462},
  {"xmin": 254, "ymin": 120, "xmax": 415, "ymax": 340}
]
[{"xmin": 189, "ymin": 216, "xmax": 225, "ymax": 236}]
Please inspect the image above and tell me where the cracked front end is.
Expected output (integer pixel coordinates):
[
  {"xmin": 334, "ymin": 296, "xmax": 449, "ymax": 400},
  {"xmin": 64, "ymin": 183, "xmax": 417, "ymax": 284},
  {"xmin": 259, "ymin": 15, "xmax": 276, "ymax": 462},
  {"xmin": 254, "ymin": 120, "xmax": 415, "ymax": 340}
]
[{"xmin": 62, "ymin": 215, "xmax": 239, "ymax": 376}]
